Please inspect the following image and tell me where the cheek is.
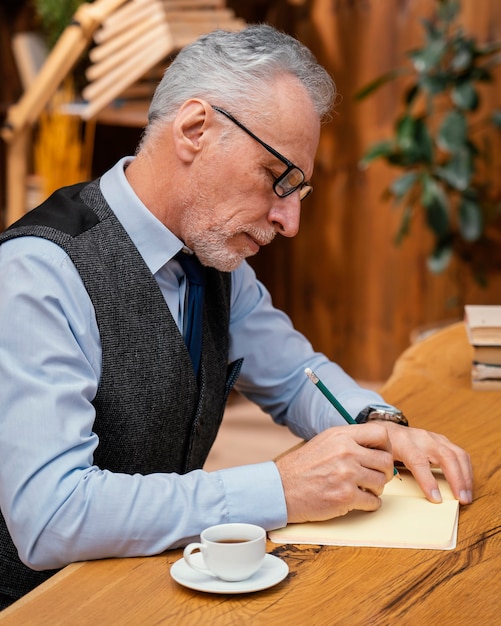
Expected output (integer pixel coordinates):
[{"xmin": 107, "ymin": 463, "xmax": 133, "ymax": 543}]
[
  {"xmin": 224, "ymin": 197, "xmax": 272, "ymax": 229},
  {"xmin": 212, "ymin": 145, "xmax": 271, "ymax": 201},
  {"xmin": 198, "ymin": 156, "xmax": 273, "ymax": 224}
]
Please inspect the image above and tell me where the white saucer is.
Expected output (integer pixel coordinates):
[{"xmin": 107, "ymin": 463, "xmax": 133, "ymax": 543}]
[{"xmin": 170, "ymin": 552, "xmax": 288, "ymax": 594}]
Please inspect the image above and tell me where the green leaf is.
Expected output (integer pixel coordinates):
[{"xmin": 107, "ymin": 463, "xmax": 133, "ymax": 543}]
[
  {"xmin": 459, "ymin": 195, "xmax": 483, "ymax": 241},
  {"xmin": 451, "ymin": 38, "xmax": 475, "ymax": 72},
  {"xmin": 404, "ymin": 83, "xmax": 420, "ymax": 106},
  {"xmin": 426, "ymin": 200, "xmax": 450, "ymax": 239},
  {"xmin": 438, "ymin": 0, "xmax": 461, "ymax": 24},
  {"xmin": 394, "ymin": 205, "xmax": 413, "ymax": 245},
  {"xmin": 418, "ymin": 72, "xmax": 449, "ymax": 95},
  {"xmin": 421, "ymin": 18, "xmax": 439, "ymax": 40},
  {"xmin": 434, "ymin": 148, "xmax": 473, "ymax": 190},
  {"xmin": 470, "ymin": 66, "xmax": 493, "ymax": 82},
  {"xmin": 359, "ymin": 140, "xmax": 395, "ymax": 167},
  {"xmin": 437, "ymin": 110, "xmax": 467, "ymax": 151},
  {"xmin": 427, "ymin": 242, "xmax": 453, "ymax": 273},
  {"xmin": 422, "ymin": 176, "xmax": 450, "ymax": 238},
  {"xmin": 408, "ymin": 39, "xmax": 447, "ymax": 73},
  {"xmin": 452, "ymin": 81, "xmax": 479, "ymax": 111},
  {"xmin": 476, "ymin": 41, "xmax": 501, "ymax": 56},
  {"xmin": 414, "ymin": 119, "xmax": 434, "ymax": 163},
  {"xmin": 390, "ymin": 172, "xmax": 419, "ymax": 199},
  {"xmin": 354, "ymin": 68, "xmax": 408, "ymax": 100},
  {"xmin": 393, "ymin": 115, "xmax": 433, "ymax": 165},
  {"xmin": 396, "ymin": 114, "xmax": 416, "ymax": 151}
]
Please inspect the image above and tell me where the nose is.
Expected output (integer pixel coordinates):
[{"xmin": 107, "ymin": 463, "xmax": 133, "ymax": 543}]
[{"xmin": 267, "ymin": 193, "xmax": 301, "ymax": 237}]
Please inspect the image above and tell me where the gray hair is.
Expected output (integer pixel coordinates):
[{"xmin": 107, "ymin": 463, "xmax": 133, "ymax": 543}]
[{"xmin": 146, "ymin": 24, "xmax": 335, "ymax": 134}]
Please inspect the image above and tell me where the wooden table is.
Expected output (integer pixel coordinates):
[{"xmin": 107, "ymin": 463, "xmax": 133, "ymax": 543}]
[{"xmin": 1, "ymin": 323, "xmax": 500, "ymax": 625}]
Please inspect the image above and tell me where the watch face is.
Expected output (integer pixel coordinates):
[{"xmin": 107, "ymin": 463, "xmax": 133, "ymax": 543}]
[
  {"xmin": 356, "ymin": 406, "xmax": 409, "ymax": 426},
  {"xmin": 368, "ymin": 409, "xmax": 408, "ymax": 426}
]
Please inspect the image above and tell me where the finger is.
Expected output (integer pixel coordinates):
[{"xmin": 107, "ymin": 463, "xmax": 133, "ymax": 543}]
[
  {"xmin": 430, "ymin": 444, "xmax": 473, "ymax": 504},
  {"xmin": 353, "ymin": 422, "xmax": 393, "ymax": 454},
  {"xmin": 359, "ymin": 447, "xmax": 395, "ymax": 485},
  {"xmin": 356, "ymin": 465, "xmax": 388, "ymax": 497},
  {"xmin": 457, "ymin": 451, "xmax": 474, "ymax": 501},
  {"xmin": 406, "ymin": 461, "xmax": 444, "ymax": 503},
  {"xmin": 353, "ymin": 488, "xmax": 383, "ymax": 513}
]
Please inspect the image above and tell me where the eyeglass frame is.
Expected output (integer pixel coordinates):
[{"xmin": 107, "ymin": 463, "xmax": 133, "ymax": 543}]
[{"xmin": 211, "ymin": 105, "xmax": 313, "ymax": 201}]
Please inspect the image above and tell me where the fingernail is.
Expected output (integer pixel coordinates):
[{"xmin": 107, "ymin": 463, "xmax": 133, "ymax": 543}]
[
  {"xmin": 431, "ymin": 489, "xmax": 442, "ymax": 503},
  {"xmin": 460, "ymin": 489, "xmax": 472, "ymax": 504}
]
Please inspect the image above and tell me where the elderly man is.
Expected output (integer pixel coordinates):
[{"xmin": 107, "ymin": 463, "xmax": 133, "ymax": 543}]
[{"xmin": 0, "ymin": 24, "xmax": 472, "ymax": 609}]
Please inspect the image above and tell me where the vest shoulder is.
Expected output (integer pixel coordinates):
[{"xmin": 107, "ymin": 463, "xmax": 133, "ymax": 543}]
[{"xmin": 5, "ymin": 182, "xmax": 100, "ymax": 238}]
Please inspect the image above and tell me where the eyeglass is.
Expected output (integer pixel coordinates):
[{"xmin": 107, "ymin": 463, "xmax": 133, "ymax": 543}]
[{"xmin": 211, "ymin": 105, "xmax": 313, "ymax": 201}]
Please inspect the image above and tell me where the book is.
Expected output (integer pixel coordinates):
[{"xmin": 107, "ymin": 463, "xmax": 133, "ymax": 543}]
[
  {"xmin": 471, "ymin": 378, "xmax": 501, "ymax": 391},
  {"xmin": 464, "ymin": 305, "xmax": 501, "ymax": 346},
  {"xmin": 472, "ymin": 344, "xmax": 501, "ymax": 365},
  {"xmin": 472, "ymin": 362, "xmax": 501, "ymax": 381},
  {"xmin": 268, "ymin": 470, "xmax": 459, "ymax": 550}
]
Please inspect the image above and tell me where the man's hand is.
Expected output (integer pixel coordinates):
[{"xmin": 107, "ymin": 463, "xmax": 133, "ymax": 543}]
[
  {"xmin": 275, "ymin": 423, "xmax": 394, "ymax": 523},
  {"xmin": 383, "ymin": 422, "xmax": 473, "ymax": 505}
]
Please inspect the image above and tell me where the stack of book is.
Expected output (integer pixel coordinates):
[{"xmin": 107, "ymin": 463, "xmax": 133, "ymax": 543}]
[{"xmin": 464, "ymin": 305, "xmax": 501, "ymax": 391}]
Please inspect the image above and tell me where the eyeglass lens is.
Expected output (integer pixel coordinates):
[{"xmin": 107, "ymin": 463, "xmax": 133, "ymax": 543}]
[{"xmin": 275, "ymin": 167, "xmax": 313, "ymax": 200}]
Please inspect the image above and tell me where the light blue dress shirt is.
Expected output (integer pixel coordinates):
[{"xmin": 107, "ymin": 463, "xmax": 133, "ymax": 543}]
[{"xmin": 0, "ymin": 157, "xmax": 392, "ymax": 570}]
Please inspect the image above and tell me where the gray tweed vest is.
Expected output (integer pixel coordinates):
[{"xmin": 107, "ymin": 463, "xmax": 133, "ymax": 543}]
[{"xmin": 0, "ymin": 180, "xmax": 242, "ymax": 609}]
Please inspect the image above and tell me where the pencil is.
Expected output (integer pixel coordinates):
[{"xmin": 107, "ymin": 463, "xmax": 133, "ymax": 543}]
[{"xmin": 304, "ymin": 368, "xmax": 401, "ymax": 480}]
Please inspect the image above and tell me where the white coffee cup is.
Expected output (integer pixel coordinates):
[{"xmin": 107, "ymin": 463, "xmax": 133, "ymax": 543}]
[{"xmin": 183, "ymin": 523, "xmax": 266, "ymax": 582}]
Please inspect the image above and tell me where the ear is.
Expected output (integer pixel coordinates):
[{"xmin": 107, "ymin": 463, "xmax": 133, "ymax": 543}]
[{"xmin": 172, "ymin": 99, "xmax": 213, "ymax": 163}]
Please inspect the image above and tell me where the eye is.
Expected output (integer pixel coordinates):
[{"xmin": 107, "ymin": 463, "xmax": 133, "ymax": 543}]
[
  {"xmin": 285, "ymin": 168, "xmax": 304, "ymax": 188},
  {"xmin": 266, "ymin": 167, "xmax": 279, "ymax": 182}
]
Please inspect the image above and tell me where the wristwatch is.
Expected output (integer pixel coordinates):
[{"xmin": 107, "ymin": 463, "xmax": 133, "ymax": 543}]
[{"xmin": 355, "ymin": 405, "xmax": 409, "ymax": 427}]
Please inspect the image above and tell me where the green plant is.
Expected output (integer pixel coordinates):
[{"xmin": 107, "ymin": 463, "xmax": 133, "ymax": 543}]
[
  {"xmin": 356, "ymin": 0, "xmax": 501, "ymax": 283},
  {"xmin": 33, "ymin": 0, "xmax": 87, "ymax": 48}
]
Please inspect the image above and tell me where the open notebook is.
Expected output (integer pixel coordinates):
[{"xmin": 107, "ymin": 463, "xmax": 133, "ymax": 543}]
[{"xmin": 269, "ymin": 469, "xmax": 459, "ymax": 550}]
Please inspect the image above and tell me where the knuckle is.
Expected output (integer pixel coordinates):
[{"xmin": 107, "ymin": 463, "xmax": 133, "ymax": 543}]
[
  {"xmin": 436, "ymin": 444, "xmax": 457, "ymax": 461},
  {"xmin": 406, "ymin": 451, "xmax": 430, "ymax": 468},
  {"xmin": 335, "ymin": 483, "xmax": 357, "ymax": 507},
  {"xmin": 367, "ymin": 421, "xmax": 388, "ymax": 439},
  {"xmin": 383, "ymin": 450, "xmax": 394, "ymax": 467},
  {"xmin": 377, "ymin": 472, "xmax": 388, "ymax": 494}
]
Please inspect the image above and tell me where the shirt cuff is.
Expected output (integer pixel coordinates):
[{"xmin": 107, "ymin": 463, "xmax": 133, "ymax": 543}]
[{"xmin": 216, "ymin": 461, "xmax": 287, "ymax": 530}]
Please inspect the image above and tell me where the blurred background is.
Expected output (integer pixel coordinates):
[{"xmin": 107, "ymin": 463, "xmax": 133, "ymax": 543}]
[{"xmin": 2, "ymin": 0, "xmax": 501, "ymax": 389}]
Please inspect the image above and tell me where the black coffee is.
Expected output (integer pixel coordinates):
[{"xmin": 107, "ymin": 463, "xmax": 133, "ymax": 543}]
[{"xmin": 214, "ymin": 538, "xmax": 250, "ymax": 544}]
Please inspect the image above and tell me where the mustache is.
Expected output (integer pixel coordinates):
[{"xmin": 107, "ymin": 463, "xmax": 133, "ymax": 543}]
[{"xmin": 240, "ymin": 225, "xmax": 276, "ymax": 247}]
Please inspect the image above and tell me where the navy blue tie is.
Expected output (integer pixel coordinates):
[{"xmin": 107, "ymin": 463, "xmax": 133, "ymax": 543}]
[{"xmin": 175, "ymin": 251, "xmax": 206, "ymax": 377}]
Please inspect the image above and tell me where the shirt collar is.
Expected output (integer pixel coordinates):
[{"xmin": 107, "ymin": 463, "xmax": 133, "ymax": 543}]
[{"xmin": 99, "ymin": 157, "xmax": 183, "ymax": 275}]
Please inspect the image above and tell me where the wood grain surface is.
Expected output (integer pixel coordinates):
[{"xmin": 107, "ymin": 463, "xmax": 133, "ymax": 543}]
[{"xmin": 1, "ymin": 323, "xmax": 499, "ymax": 625}]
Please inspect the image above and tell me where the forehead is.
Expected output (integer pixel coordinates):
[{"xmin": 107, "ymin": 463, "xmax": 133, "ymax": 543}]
[{"xmin": 253, "ymin": 76, "xmax": 320, "ymax": 177}]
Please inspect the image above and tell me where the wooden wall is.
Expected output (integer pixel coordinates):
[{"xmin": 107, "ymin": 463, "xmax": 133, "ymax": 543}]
[
  {"xmin": 248, "ymin": 0, "xmax": 501, "ymax": 381},
  {"xmin": 2, "ymin": 1, "xmax": 501, "ymax": 381}
]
